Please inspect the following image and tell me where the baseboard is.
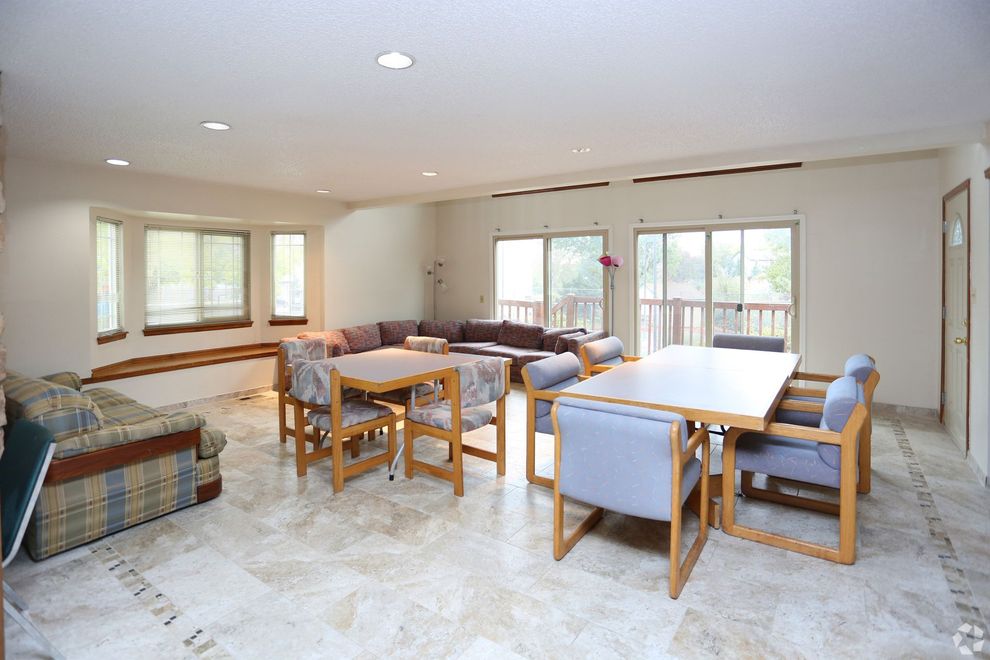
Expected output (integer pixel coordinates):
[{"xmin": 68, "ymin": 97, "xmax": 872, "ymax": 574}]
[
  {"xmin": 873, "ymin": 402, "xmax": 938, "ymax": 419},
  {"xmin": 965, "ymin": 452, "xmax": 989, "ymax": 488},
  {"xmin": 158, "ymin": 385, "xmax": 273, "ymax": 412}
]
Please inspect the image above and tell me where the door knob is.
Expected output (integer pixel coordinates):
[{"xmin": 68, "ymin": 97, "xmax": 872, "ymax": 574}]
[{"xmin": 954, "ymin": 337, "xmax": 968, "ymax": 345}]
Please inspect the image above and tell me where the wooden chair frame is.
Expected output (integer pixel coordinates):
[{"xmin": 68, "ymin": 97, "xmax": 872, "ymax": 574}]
[
  {"xmin": 404, "ymin": 361, "xmax": 510, "ymax": 497},
  {"xmin": 291, "ymin": 368, "xmax": 397, "ymax": 491},
  {"xmin": 520, "ymin": 368, "xmax": 590, "ymax": 489},
  {"xmin": 721, "ymin": 404, "xmax": 868, "ymax": 564},
  {"xmin": 579, "ymin": 344, "xmax": 640, "ymax": 377},
  {"xmin": 368, "ymin": 339, "xmax": 448, "ymax": 419},
  {"xmin": 782, "ymin": 367, "xmax": 880, "ymax": 494},
  {"xmin": 550, "ymin": 402, "xmax": 710, "ymax": 599}
]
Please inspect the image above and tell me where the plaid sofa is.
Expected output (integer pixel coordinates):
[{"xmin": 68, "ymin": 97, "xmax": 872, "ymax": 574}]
[{"xmin": 2, "ymin": 370, "xmax": 226, "ymax": 560}]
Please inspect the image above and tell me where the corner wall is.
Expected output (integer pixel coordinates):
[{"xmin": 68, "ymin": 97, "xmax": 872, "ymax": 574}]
[{"xmin": 435, "ymin": 153, "xmax": 941, "ymax": 410}]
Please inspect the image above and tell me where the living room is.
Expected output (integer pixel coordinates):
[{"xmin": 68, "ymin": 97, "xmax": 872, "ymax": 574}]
[{"xmin": 1, "ymin": 2, "xmax": 989, "ymax": 658}]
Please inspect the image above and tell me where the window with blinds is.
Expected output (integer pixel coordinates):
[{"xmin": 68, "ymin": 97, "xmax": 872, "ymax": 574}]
[
  {"xmin": 96, "ymin": 218, "xmax": 124, "ymax": 334},
  {"xmin": 271, "ymin": 232, "xmax": 306, "ymax": 318},
  {"xmin": 145, "ymin": 226, "xmax": 250, "ymax": 328}
]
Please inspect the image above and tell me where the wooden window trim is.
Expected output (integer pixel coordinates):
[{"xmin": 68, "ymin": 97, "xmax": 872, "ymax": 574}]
[
  {"xmin": 269, "ymin": 318, "xmax": 309, "ymax": 326},
  {"xmin": 143, "ymin": 320, "xmax": 253, "ymax": 336},
  {"xmin": 96, "ymin": 330, "xmax": 128, "ymax": 345}
]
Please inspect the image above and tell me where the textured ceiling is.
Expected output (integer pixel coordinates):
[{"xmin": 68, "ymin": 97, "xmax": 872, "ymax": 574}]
[{"xmin": 1, "ymin": 0, "xmax": 988, "ymax": 204}]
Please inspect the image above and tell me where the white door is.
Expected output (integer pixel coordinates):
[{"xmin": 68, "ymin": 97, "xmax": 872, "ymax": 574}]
[{"xmin": 942, "ymin": 182, "xmax": 970, "ymax": 452}]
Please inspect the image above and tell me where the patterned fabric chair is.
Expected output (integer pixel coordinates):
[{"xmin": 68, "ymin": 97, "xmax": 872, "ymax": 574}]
[
  {"xmin": 775, "ymin": 354, "xmax": 879, "ymax": 493},
  {"xmin": 722, "ymin": 376, "xmax": 869, "ymax": 564},
  {"xmin": 520, "ymin": 352, "xmax": 582, "ymax": 488},
  {"xmin": 712, "ymin": 333, "xmax": 786, "ymax": 352},
  {"xmin": 1, "ymin": 370, "xmax": 226, "ymax": 560},
  {"xmin": 551, "ymin": 397, "xmax": 710, "ymax": 598},
  {"xmin": 290, "ymin": 358, "xmax": 396, "ymax": 491},
  {"xmin": 369, "ymin": 336, "xmax": 448, "ymax": 412},
  {"xmin": 404, "ymin": 356, "xmax": 510, "ymax": 496},
  {"xmin": 403, "ymin": 336, "xmax": 450, "ymax": 354},
  {"xmin": 579, "ymin": 336, "xmax": 639, "ymax": 377},
  {"xmin": 1, "ymin": 420, "xmax": 64, "ymax": 659},
  {"xmin": 276, "ymin": 337, "xmax": 328, "ymax": 444}
]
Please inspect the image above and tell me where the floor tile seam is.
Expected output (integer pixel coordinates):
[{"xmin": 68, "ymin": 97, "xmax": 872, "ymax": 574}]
[
  {"xmin": 890, "ymin": 418, "xmax": 989, "ymax": 639},
  {"xmin": 89, "ymin": 543, "xmax": 226, "ymax": 658}
]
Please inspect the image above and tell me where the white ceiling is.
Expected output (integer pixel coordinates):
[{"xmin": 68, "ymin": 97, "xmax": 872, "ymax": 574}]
[{"xmin": 1, "ymin": 0, "xmax": 989, "ymax": 205}]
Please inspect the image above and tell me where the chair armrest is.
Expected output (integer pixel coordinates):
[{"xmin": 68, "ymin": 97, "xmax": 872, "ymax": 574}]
[
  {"xmin": 777, "ymin": 399, "xmax": 824, "ymax": 413},
  {"xmin": 793, "ymin": 371, "xmax": 840, "ymax": 383},
  {"xmin": 621, "ymin": 355, "xmax": 641, "ymax": 362},
  {"xmin": 681, "ymin": 426, "xmax": 709, "ymax": 464},
  {"xmin": 577, "ymin": 374, "xmax": 591, "ymax": 381},
  {"xmin": 533, "ymin": 390, "xmax": 566, "ymax": 402},
  {"xmin": 761, "ymin": 422, "xmax": 843, "ymax": 445},
  {"xmin": 786, "ymin": 385, "xmax": 827, "ymax": 397}
]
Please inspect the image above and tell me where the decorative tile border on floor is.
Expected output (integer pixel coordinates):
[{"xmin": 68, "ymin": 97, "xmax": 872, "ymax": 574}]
[
  {"xmin": 90, "ymin": 544, "xmax": 230, "ymax": 658},
  {"xmin": 891, "ymin": 419, "xmax": 989, "ymax": 640}
]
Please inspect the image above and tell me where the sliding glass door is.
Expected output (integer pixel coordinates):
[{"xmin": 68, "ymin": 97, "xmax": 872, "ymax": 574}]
[
  {"xmin": 495, "ymin": 231, "xmax": 607, "ymax": 330},
  {"xmin": 636, "ymin": 219, "xmax": 798, "ymax": 354}
]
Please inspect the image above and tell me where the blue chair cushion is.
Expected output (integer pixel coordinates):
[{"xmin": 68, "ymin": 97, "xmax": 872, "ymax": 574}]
[
  {"xmin": 712, "ymin": 334, "xmax": 785, "ymax": 352},
  {"xmin": 817, "ymin": 376, "xmax": 859, "ymax": 468},
  {"xmin": 735, "ymin": 432, "xmax": 840, "ymax": 489},
  {"xmin": 554, "ymin": 397, "xmax": 696, "ymax": 521},
  {"xmin": 1, "ymin": 420, "xmax": 56, "ymax": 562},
  {"xmin": 844, "ymin": 353, "xmax": 876, "ymax": 384},
  {"xmin": 583, "ymin": 336, "xmax": 624, "ymax": 366},
  {"xmin": 523, "ymin": 352, "xmax": 581, "ymax": 391}
]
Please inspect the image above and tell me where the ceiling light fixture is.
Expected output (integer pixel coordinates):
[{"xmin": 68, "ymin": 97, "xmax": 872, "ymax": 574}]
[
  {"xmin": 421, "ymin": 171, "xmax": 438, "ymax": 177},
  {"xmin": 316, "ymin": 189, "xmax": 332, "ymax": 194},
  {"xmin": 377, "ymin": 51, "xmax": 415, "ymax": 70},
  {"xmin": 105, "ymin": 158, "xmax": 130, "ymax": 166},
  {"xmin": 571, "ymin": 147, "xmax": 592, "ymax": 154},
  {"xmin": 200, "ymin": 120, "xmax": 231, "ymax": 131}
]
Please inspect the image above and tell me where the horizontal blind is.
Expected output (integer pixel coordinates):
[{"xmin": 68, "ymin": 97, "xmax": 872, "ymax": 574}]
[
  {"xmin": 271, "ymin": 232, "xmax": 306, "ymax": 318},
  {"xmin": 145, "ymin": 226, "xmax": 250, "ymax": 327},
  {"xmin": 96, "ymin": 218, "xmax": 123, "ymax": 334}
]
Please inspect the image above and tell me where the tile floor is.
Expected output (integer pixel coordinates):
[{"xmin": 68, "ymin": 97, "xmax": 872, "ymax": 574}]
[{"xmin": 5, "ymin": 387, "xmax": 989, "ymax": 659}]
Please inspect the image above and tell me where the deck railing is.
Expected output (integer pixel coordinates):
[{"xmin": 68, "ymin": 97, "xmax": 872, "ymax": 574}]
[
  {"xmin": 497, "ymin": 294, "xmax": 604, "ymax": 331},
  {"xmin": 639, "ymin": 298, "xmax": 791, "ymax": 354}
]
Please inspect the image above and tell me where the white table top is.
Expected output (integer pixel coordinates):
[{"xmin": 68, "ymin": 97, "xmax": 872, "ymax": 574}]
[
  {"xmin": 562, "ymin": 344, "xmax": 802, "ymax": 430},
  {"xmin": 325, "ymin": 348, "xmax": 495, "ymax": 393}
]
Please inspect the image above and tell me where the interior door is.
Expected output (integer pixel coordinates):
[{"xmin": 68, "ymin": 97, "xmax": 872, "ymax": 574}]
[{"xmin": 941, "ymin": 181, "xmax": 970, "ymax": 452}]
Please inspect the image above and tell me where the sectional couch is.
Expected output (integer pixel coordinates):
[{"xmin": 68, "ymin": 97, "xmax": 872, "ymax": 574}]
[{"xmin": 295, "ymin": 319, "xmax": 607, "ymax": 382}]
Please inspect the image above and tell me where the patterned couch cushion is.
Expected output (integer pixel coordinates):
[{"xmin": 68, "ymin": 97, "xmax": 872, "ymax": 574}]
[
  {"xmin": 41, "ymin": 371, "xmax": 82, "ymax": 390},
  {"xmin": 478, "ymin": 345, "xmax": 540, "ymax": 366},
  {"xmin": 84, "ymin": 387, "xmax": 138, "ymax": 410},
  {"xmin": 497, "ymin": 320, "xmax": 544, "ymax": 349},
  {"xmin": 555, "ymin": 331, "xmax": 586, "ymax": 353},
  {"xmin": 418, "ymin": 319, "xmax": 465, "ymax": 343},
  {"xmin": 299, "ymin": 330, "xmax": 350, "ymax": 356},
  {"xmin": 100, "ymin": 401, "xmax": 162, "ymax": 427},
  {"xmin": 378, "ymin": 320, "xmax": 419, "ymax": 346},
  {"xmin": 563, "ymin": 330, "xmax": 608, "ymax": 356},
  {"xmin": 4, "ymin": 373, "xmax": 104, "ymax": 440},
  {"xmin": 341, "ymin": 324, "xmax": 383, "ymax": 353},
  {"xmin": 449, "ymin": 341, "xmax": 498, "ymax": 355},
  {"xmin": 54, "ymin": 410, "xmax": 205, "ymax": 459},
  {"xmin": 464, "ymin": 319, "xmax": 503, "ymax": 343},
  {"xmin": 542, "ymin": 327, "xmax": 585, "ymax": 352}
]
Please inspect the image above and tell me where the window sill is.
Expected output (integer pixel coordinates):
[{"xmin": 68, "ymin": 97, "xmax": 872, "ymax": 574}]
[
  {"xmin": 143, "ymin": 320, "xmax": 253, "ymax": 336},
  {"xmin": 96, "ymin": 330, "xmax": 128, "ymax": 345},
  {"xmin": 269, "ymin": 318, "xmax": 309, "ymax": 326}
]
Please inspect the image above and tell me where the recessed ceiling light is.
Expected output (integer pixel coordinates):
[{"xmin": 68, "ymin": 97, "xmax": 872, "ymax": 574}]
[
  {"xmin": 200, "ymin": 120, "xmax": 231, "ymax": 131},
  {"xmin": 377, "ymin": 51, "xmax": 415, "ymax": 70},
  {"xmin": 105, "ymin": 158, "xmax": 130, "ymax": 166},
  {"xmin": 571, "ymin": 147, "xmax": 592, "ymax": 154},
  {"xmin": 421, "ymin": 171, "xmax": 438, "ymax": 177},
  {"xmin": 316, "ymin": 189, "xmax": 332, "ymax": 194}
]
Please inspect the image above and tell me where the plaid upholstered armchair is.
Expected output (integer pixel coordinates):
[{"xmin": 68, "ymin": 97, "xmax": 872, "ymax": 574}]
[{"xmin": 1, "ymin": 370, "xmax": 226, "ymax": 560}]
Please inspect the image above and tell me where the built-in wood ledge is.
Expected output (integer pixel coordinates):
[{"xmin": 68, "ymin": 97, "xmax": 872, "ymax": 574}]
[
  {"xmin": 269, "ymin": 318, "xmax": 309, "ymax": 326},
  {"xmin": 97, "ymin": 330, "xmax": 128, "ymax": 345},
  {"xmin": 82, "ymin": 342, "xmax": 279, "ymax": 384},
  {"xmin": 143, "ymin": 320, "xmax": 252, "ymax": 336},
  {"xmin": 633, "ymin": 162, "xmax": 802, "ymax": 184}
]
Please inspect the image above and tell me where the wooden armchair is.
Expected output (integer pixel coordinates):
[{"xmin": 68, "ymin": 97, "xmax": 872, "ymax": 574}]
[
  {"xmin": 551, "ymin": 396, "xmax": 709, "ymax": 598},
  {"xmin": 520, "ymin": 352, "xmax": 583, "ymax": 488},
  {"xmin": 579, "ymin": 336, "xmax": 640, "ymax": 377},
  {"xmin": 722, "ymin": 375, "xmax": 869, "ymax": 564}
]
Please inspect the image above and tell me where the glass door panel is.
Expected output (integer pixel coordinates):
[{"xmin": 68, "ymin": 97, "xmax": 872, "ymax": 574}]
[
  {"xmin": 666, "ymin": 231, "xmax": 707, "ymax": 347},
  {"xmin": 743, "ymin": 227, "xmax": 794, "ymax": 349},
  {"xmin": 711, "ymin": 229, "xmax": 743, "ymax": 336},
  {"xmin": 495, "ymin": 238, "xmax": 544, "ymax": 324},
  {"xmin": 637, "ymin": 233, "xmax": 665, "ymax": 354},
  {"xmin": 549, "ymin": 235, "xmax": 605, "ymax": 331}
]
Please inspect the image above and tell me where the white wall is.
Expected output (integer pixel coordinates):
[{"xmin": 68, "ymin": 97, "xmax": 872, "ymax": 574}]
[
  {"xmin": 939, "ymin": 142, "xmax": 990, "ymax": 482},
  {"xmin": 435, "ymin": 153, "xmax": 941, "ymax": 410},
  {"xmin": 0, "ymin": 158, "xmax": 436, "ymax": 406}
]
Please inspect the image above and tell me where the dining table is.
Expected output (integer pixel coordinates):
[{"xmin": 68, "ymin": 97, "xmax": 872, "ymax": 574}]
[{"xmin": 560, "ymin": 343, "xmax": 802, "ymax": 527}]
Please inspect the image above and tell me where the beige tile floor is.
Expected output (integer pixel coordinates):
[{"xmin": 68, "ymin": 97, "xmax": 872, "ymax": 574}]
[{"xmin": 5, "ymin": 386, "xmax": 989, "ymax": 659}]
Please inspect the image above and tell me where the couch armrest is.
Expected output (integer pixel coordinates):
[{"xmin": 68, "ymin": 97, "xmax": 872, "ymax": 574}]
[
  {"xmin": 198, "ymin": 426, "xmax": 227, "ymax": 459},
  {"xmin": 41, "ymin": 371, "xmax": 83, "ymax": 390}
]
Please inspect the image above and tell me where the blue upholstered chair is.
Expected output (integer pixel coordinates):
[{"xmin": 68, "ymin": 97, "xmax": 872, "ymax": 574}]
[
  {"xmin": 404, "ymin": 357, "xmax": 510, "ymax": 496},
  {"xmin": 551, "ymin": 397, "xmax": 710, "ymax": 598},
  {"xmin": 721, "ymin": 376, "xmax": 869, "ymax": 564},
  {"xmin": 775, "ymin": 354, "xmax": 879, "ymax": 493},
  {"xmin": 520, "ymin": 352, "xmax": 582, "ymax": 488},
  {"xmin": 290, "ymin": 358, "xmax": 397, "ymax": 491},
  {"xmin": 712, "ymin": 333, "xmax": 786, "ymax": 352},
  {"xmin": 579, "ymin": 336, "xmax": 640, "ymax": 377},
  {"xmin": 2, "ymin": 420, "xmax": 64, "ymax": 660}
]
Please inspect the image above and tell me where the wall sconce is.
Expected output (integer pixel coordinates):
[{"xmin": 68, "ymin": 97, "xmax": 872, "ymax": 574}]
[{"xmin": 428, "ymin": 257, "xmax": 447, "ymax": 319}]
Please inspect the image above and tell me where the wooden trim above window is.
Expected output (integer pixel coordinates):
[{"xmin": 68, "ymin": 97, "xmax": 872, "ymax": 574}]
[
  {"xmin": 492, "ymin": 181, "xmax": 610, "ymax": 198},
  {"xmin": 269, "ymin": 318, "xmax": 309, "ymax": 326},
  {"xmin": 143, "ymin": 320, "xmax": 253, "ymax": 336},
  {"xmin": 96, "ymin": 330, "xmax": 128, "ymax": 345},
  {"xmin": 633, "ymin": 162, "xmax": 802, "ymax": 184}
]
